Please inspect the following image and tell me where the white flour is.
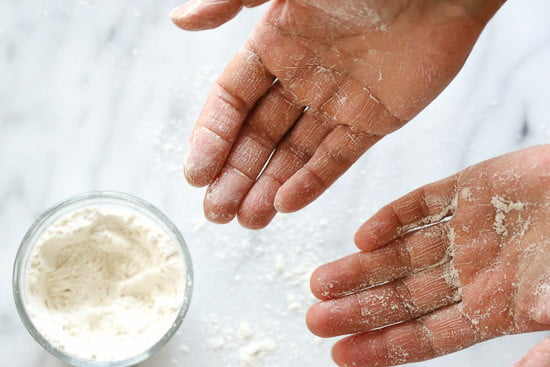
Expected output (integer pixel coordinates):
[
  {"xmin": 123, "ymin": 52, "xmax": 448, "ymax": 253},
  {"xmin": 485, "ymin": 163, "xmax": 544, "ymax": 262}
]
[
  {"xmin": 25, "ymin": 206, "xmax": 186, "ymax": 361},
  {"xmin": 239, "ymin": 339, "xmax": 277, "ymax": 367},
  {"xmin": 491, "ymin": 195, "xmax": 526, "ymax": 236}
]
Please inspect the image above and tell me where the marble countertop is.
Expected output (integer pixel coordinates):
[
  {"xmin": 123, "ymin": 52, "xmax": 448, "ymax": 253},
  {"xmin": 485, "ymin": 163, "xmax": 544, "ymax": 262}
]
[{"xmin": 2, "ymin": 1, "xmax": 550, "ymax": 366}]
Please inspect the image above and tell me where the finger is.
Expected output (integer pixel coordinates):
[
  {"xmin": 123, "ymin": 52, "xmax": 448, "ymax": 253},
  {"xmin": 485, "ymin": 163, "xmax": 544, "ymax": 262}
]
[
  {"xmin": 307, "ymin": 264, "xmax": 460, "ymax": 338},
  {"xmin": 184, "ymin": 46, "xmax": 275, "ymax": 187},
  {"xmin": 170, "ymin": 0, "xmax": 270, "ymax": 31},
  {"xmin": 203, "ymin": 83, "xmax": 303, "ymax": 223},
  {"xmin": 237, "ymin": 109, "xmax": 333, "ymax": 229},
  {"xmin": 311, "ymin": 222, "xmax": 452, "ymax": 300},
  {"xmin": 209, "ymin": 40, "xmax": 345, "ymax": 227},
  {"xmin": 354, "ymin": 174, "xmax": 458, "ymax": 252},
  {"xmin": 273, "ymin": 73, "xmax": 407, "ymax": 214},
  {"xmin": 236, "ymin": 66, "xmax": 387, "ymax": 225},
  {"xmin": 170, "ymin": 0, "xmax": 242, "ymax": 31},
  {"xmin": 332, "ymin": 304, "xmax": 479, "ymax": 367},
  {"xmin": 514, "ymin": 337, "xmax": 550, "ymax": 367},
  {"xmin": 242, "ymin": 0, "xmax": 270, "ymax": 6},
  {"xmin": 274, "ymin": 125, "xmax": 381, "ymax": 213},
  {"xmin": 236, "ymin": 175, "xmax": 279, "ymax": 229}
]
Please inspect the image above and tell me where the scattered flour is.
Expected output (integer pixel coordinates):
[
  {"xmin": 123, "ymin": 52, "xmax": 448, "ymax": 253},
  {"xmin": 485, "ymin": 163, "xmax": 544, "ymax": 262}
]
[
  {"xmin": 202, "ymin": 316, "xmax": 279, "ymax": 367},
  {"xmin": 160, "ymin": 180, "xmax": 333, "ymax": 366},
  {"xmin": 143, "ymin": 64, "xmax": 217, "ymax": 180},
  {"xmin": 442, "ymin": 263, "xmax": 462, "ymax": 302},
  {"xmin": 239, "ymin": 339, "xmax": 277, "ymax": 367},
  {"xmin": 445, "ymin": 225, "xmax": 462, "ymax": 301},
  {"xmin": 195, "ymin": 214, "xmax": 330, "ymax": 365},
  {"xmin": 237, "ymin": 322, "xmax": 254, "ymax": 341},
  {"xmin": 286, "ymin": 293, "xmax": 302, "ymax": 313},
  {"xmin": 145, "ymin": 117, "xmax": 186, "ymax": 178},
  {"xmin": 459, "ymin": 187, "xmax": 474, "ymax": 202},
  {"xmin": 179, "ymin": 344, "xmax": 191, "ymax": 353},
  {"xmin": 491, "ymin": 195, "xmax": 526, "ymax": 236},
  {"xmin": 25, "ymin": 205, "xmax": 186, "ymax": 361},
  {"xmin": 207, "ymin": 336, "xmax": 227, "ymax": 351}
]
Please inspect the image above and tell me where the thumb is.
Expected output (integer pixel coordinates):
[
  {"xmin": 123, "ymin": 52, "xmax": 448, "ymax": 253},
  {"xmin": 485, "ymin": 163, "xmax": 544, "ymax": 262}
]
[
  {"xmin": 514, "ymin": 337, "xmax": 550, "ymax": 367},
  {"xmin": 170, "ymin": 0, "xmax": 270, "ymax": 31}
]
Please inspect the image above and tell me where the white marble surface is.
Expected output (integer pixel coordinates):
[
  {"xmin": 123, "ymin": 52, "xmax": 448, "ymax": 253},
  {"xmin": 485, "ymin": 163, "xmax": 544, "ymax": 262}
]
[{"xmin": 2, "ymin": 1, "xmax": 550, "ymax": 366}]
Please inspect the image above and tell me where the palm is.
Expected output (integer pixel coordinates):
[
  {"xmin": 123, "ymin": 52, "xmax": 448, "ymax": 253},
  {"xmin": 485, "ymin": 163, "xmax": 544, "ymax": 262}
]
[
  {"xmin": 307, "ymin": 146, "xmax": 550, "ymax": 366},
  {"xmin": 449, "ymin": 154, "xmax": 550, "ymax": 341},
  {"xmin": 172, "ymin": 0, "xmax": 492, "ymax": 229},
  {"xmin": 258, "ymin": 0, "xmax": 481, "ymax": 122}
]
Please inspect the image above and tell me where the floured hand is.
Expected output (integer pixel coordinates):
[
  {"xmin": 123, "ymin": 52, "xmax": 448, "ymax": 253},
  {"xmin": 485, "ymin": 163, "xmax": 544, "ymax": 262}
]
[
  {"xmin": 307, "ymin": 145, "xmax": 550, "ymax": 366},
  {"xmin": 170, "ymin": 0, "xmax": 503, "ymax": 228}
]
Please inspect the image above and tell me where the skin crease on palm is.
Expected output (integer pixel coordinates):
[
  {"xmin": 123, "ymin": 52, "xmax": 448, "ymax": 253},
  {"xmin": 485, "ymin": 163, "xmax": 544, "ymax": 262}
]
[{"xmin": 170, "ymin": 0, "xmax": 504, "ymax": 229}]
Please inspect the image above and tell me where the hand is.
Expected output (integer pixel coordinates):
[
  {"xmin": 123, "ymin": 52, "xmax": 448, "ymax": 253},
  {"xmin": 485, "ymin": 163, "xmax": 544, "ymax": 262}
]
[
  {"xmin": 171, "ymin": 0, "xmax": 503, "ymax": 228},
  {"xmin": 307, "ymin": 145, "xmax": 550, "ymax": 366}
]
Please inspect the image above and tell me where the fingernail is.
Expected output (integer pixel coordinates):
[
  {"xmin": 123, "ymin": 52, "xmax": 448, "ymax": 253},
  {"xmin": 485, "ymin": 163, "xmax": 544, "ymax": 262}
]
[
  {"xmin": 169, "ymin": 0, "xmax": 200, "ymax": 20},
  {"xmin": 273, "ymin": 182, "xmax": 297, "ymax": 213},
  {"xmin": 169, "ymin": 5, "xmax": 186, "ymax": 20},
  {"xmin": 183, "ymin": 149, "xmax": 192, "ymax": 178},
  {"xmin": 273, "ymin": 193, "xmax": 287, "ymax": 213},
  {"xmin": 183, "ymin": 148, "xmax": 206, "ymax": 185}
]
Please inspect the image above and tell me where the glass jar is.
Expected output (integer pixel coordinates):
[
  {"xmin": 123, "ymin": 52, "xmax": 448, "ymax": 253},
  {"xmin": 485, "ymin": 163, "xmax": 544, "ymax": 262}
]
[{"xmin": 13, "ymin": 191, "xmax": 193, "ymax": 367}]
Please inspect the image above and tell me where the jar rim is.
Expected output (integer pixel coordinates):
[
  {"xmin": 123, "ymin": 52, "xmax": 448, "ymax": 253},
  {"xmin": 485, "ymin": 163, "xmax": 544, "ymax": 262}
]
[{"xmin": 12, "ymin": 191, "xmax": 194, "ymax": 367}]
